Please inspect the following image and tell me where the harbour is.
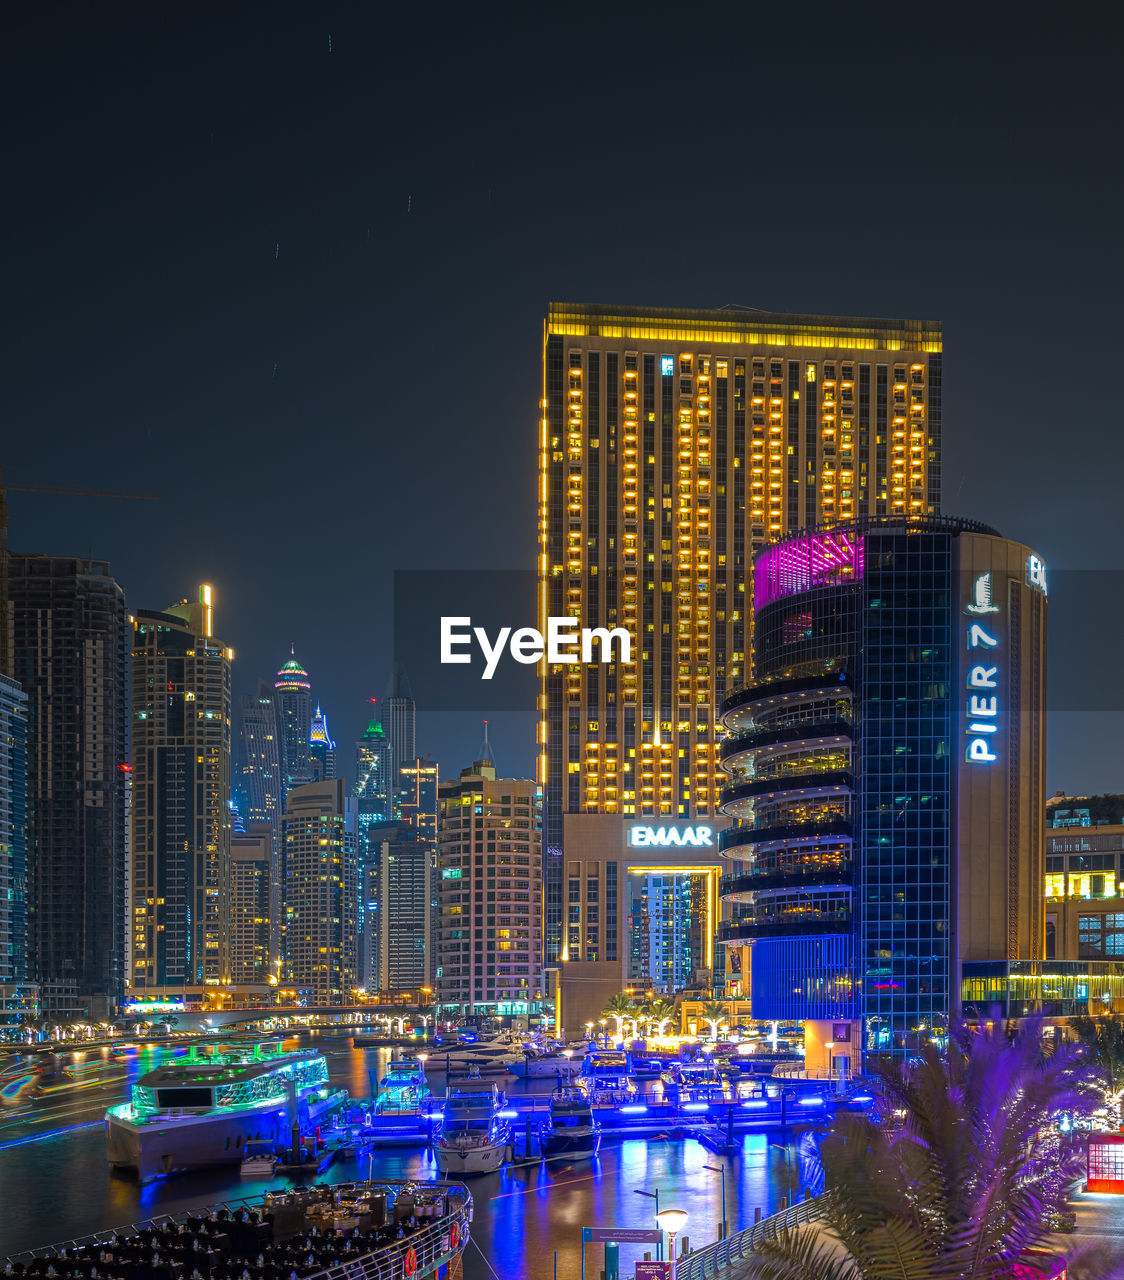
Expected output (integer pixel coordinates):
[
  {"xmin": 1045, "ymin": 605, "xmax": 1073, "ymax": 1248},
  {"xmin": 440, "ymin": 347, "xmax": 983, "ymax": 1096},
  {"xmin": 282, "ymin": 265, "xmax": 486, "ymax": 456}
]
[{"xmin": 0, "ymin": 1035, "xmax": 823, "ymax": 1278}]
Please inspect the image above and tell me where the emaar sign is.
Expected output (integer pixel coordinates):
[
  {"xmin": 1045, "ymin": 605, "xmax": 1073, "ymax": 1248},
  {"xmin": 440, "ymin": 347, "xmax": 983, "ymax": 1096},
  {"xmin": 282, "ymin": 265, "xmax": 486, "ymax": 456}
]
[{"xmin": 628, "ymin": 825, "xmax": 714, "ymax": 848}]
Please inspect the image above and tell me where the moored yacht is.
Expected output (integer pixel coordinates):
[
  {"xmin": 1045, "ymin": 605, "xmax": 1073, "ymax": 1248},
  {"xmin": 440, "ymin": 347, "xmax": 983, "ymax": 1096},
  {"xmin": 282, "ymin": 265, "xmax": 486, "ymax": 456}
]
[
  {"xmin": 105, "ymin": 1041, "xmax": 338, "ymax": 1179},
  {"xmin": 577, "ymin": 1049, "xmax": 636, "ymax": 1104},
  {"xmin": 433, "ymin": 1082, "xmax": 511, "ymax": 1176},
  {"xmin": 660, "ymin": 1060, "xmax": 727, "ymax": 1102},
  {"xmin": 540, "ymin": 1086, "xmax": 601, "ymax": 1162},
  {"xmin": 373, "ymin": 1059, "xmax": 431, "ymax": 1114}
]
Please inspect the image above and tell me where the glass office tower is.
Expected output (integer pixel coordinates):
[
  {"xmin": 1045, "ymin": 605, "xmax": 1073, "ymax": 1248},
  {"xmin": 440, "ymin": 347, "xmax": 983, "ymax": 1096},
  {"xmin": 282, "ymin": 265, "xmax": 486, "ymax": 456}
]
[{"xmin": 718, "ymin": 518, "xmax": 1046, "ymax": 1063}]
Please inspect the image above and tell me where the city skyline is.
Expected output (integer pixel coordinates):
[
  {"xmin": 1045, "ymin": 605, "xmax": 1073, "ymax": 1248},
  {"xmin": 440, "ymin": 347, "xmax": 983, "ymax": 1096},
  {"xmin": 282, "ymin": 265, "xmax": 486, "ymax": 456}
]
[{"xmin": 3, "ymin": 10, "xmax": 1121, "ymax": 793}]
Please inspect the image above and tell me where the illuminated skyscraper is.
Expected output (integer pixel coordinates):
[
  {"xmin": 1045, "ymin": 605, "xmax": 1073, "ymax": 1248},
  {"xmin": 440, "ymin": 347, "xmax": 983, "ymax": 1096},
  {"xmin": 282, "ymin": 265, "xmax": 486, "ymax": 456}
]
[
  {"xmin": 355, "ymin": 717, "xmax": 392, "ymax": 823},
  {"xmin": 539, "ymin": 302, "xmax": 943, "ymax": 1034},
  {"xmin": 309, "ymin": 704, "xmax": 336, "ymax": 781},
  {"xmin": 281, "ymin": 778, "xmax": 358, "ymax": 1004},
  {"xmin": 7, "ymin": 554, "xmax": 128, "ymax": 1012},
  {"xmin": 130, "ymin": 586, "xmax": 232, "ymax": 993},
  {"xmin": 383, "ymin": 668, "xmax": 416, "ymax": 808},
  {"xmin": 229, "ymin": 824, "xmax": 272, "ymax": 988},
  {"xmin": 0, "ymin": 673, "xmax": 28, "ymax": 985},
  {"xmin": 239, "ymin": 680, "xmax": 281, "ymax": 963},
  {"xmin": 274, "ymin": 651, "xmax": 312, "ymax": 800},
  {"xmin": 717, "ymin": 519, "xmax": 1046, "ymax": 1064},
  {"xmin": 436, "ymin": 756, "xmax": 543, "ymax": 1021},
  {"xmin": 398, "ymin": 757, "xmax": 439, "ymax": 841}
]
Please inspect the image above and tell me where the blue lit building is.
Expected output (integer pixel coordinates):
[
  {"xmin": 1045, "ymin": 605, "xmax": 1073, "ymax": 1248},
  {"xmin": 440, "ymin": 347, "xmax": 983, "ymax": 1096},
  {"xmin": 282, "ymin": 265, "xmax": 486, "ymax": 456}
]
[
  {"xmin": 718, "ymin": 518, "xmax": 1048, "ymax": 1065},
  {"xmin": 309, "ymin": 703, "xmax": 336, "ymax": 781}
]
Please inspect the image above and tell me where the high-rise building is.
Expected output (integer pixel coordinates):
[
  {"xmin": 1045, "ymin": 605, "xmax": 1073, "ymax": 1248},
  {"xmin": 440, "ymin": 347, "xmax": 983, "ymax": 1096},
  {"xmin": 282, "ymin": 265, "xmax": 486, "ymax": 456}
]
[
  {"xmin": 398, "ymin": 757, "xmax": 439, "ymax": 840},
  {"xmin": 0, "ymin": 673, "xmax": 29, "ymax": 984},
  {"xmin": 355, "ymin": 716, "xmax": 393, "ymax": 994},
  {"xmin": 717, "ymin": 518, "xmax": 1046, "ymax": 1064},
  {"xmin": 229, "ymin": 824, "xmax": 273, "ymax": 988},
  {"xmin": 360, "ymin": 821, "xmax": 432, "ymax": 994},
  {"xmin": 309, "ymin": 704, "xmax": 336, "ymax": 781},
  {"xmin": 436, "ymin": 755, "xmax": 543, "ymax": 1022},
  {"xmin": 130, "ymin": 585, "xmax": 233, "ymax": 993},
  {"xmin": 384, "ymin": 669, "xmax": 416, "ymax": 808},
  {"xmin": 355, "ymin": 717, "xmax": 392, "ymax": 822},
  {"xmin": 281, "ymin": 778, "xmax": 358, "ymax": 1005},
  {"xmin": 240, "ymin": 681, "xmax": 281, "ymax": 832},
  {"xmin": 239, "ymin": 680, "xmax": 282, "ymax": 965},
  {"xmin": 539, "ymin": 302, "xmax": 943, "ymax": 1033},
  {"xmin": 6, "ymin": 555, "xmax": 128, "ymax": 1012},
  {"xmin": 274, "ymin": 651, "xmax": 312, "ymax": 801}
]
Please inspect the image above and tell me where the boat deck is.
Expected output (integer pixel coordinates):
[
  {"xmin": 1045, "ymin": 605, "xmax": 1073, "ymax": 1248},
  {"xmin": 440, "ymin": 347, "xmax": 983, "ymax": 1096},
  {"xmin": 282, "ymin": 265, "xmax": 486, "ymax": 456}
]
[{"xmin": 4, "ymin": 1180, "xmax": 473, "ymax": 1280}]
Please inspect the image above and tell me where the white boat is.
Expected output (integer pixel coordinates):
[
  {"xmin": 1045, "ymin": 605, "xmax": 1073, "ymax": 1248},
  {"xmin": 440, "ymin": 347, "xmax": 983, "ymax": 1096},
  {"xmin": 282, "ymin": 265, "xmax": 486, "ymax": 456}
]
[
  {"xmin": 660, "ymin": 1060, "xmax": 728, "ymax": 1103},
  {"xmin": 433, "ymin": 1082, "xmax": 511, "ymax": 1176},
  {"xmin": 577, "ymin": 1049, "xmax": 637, "ymax": 1105},
  {"xmin": 105, "ymin": 1041, "xmax": 339, "ymax": 1179},
  {"xmin": 239, "ymin": 1152, "xmax": 277, "ymax": 1177},
  {"xmin": 508, "ymin": 1050, "xmax": 576, "ymax": 1079}
]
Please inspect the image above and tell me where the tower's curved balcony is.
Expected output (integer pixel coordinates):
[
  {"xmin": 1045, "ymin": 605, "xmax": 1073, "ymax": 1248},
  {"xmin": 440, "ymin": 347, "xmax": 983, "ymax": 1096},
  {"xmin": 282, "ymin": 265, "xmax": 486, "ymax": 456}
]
[
  {"xmin": 719, "ymin": 817, "xmax": 853, "ymax": 856},
  {"xmin": 722, "ymin": 857, "xmax": 853, "ymax": 897},
  {"xmin": 718, "ymin": 906, "xmax": 852, "ymax": 944},
  {"xmin": 719, "ymin": 672, "xmax": 853, "ymax": 736},
  {"xmin": 720, "ymin": 772, "xmax": 852, "ymax": 813},
  {"xmin": 720, "ymin": 720, "xmax": 853, "ymax": 775}
]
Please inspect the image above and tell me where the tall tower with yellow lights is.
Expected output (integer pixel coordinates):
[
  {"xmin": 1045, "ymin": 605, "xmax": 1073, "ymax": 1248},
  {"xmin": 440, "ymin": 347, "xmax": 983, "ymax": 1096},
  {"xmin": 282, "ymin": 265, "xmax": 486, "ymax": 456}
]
[
  {"xmin": 130, "ymin": 585, "xmax": 233, "ymax": 995},
  {"xmin": 539, "ymin": 302, "xmax": 942, "ymax": 1035}
]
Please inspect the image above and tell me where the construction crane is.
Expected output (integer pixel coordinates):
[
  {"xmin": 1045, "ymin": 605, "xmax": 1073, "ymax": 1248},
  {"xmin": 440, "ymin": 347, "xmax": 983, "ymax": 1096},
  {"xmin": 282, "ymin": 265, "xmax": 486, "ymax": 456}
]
[{"xmin": 0, "ymin": 463, "xmax": 163, "ymax": 677}]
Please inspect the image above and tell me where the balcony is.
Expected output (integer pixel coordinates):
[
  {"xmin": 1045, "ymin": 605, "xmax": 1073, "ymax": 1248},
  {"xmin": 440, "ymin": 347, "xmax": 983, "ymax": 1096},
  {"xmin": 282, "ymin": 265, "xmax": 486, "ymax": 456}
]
[
  {"xmin": 719, "ymin": 818, "xmax": 853, "ymax": 855},
  {"xmin": 720, "ymin": 771, "xmax": 853, "ymax": 811},
  {"xmin": 719, "ymin": 718, "xmax": 853, "ymax": 770},
  {"xmin": 718, "ymin": 911, "xmax": 852, "ymax": 942},
  {"xmin": 719, "ymin": 672, "xmax": 853, "ymax": 728},
  {"xmin": 722, "ymin": 864, "xmax": 853, "ymax": 897}
]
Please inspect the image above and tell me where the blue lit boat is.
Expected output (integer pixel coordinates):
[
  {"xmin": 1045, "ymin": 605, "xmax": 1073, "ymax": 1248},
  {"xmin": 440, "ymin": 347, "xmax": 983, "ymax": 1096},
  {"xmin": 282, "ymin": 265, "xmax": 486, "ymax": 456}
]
[
  {"xmin": 105, "ymin": 1041, "xmax": 340, "ymax": 1179},
  {"xmin": 660, "ymin": 1060, "xmax": 728, "ymax": 1102},
  {"xmin": 540, "ymin": 1086, "xmax": 601, "ymax": 1162},
  {"xmin": 373, "ymin": 1059, "xmax": 431, "ymax": 1114},
  {"xmin": 577, "ymin": 1049, "xmax": 636, "ymax": 1104}
]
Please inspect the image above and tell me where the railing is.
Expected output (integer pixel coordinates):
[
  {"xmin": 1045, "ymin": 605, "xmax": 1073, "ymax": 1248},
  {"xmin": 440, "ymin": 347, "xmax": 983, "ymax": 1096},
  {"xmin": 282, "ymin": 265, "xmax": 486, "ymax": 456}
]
[
  {"xmin": 677, "ymin": 1195, "xmax": 824, "ymax": 1278},
  {"xmin": 6, "ymin": 1181, "xmax": 473, "ymax": 1280}
]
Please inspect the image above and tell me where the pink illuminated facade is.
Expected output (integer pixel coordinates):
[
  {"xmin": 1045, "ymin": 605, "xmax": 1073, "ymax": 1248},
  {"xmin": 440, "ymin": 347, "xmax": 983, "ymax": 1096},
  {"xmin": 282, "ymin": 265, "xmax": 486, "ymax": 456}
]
[{"xmin": 753, "ymin": 529, "xmax": 865, "ymax": 611}]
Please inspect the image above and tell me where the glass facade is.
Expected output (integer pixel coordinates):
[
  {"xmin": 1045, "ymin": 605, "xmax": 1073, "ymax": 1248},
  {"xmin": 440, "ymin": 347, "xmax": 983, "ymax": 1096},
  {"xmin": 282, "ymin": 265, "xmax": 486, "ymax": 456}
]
[
  {"xmin": 859, "ymin": 532, "xmax": 954, "ymax": 1053},
  {"xmin": 719, "ymin": 516, "xmax": 1026, "ymax": 1055}
]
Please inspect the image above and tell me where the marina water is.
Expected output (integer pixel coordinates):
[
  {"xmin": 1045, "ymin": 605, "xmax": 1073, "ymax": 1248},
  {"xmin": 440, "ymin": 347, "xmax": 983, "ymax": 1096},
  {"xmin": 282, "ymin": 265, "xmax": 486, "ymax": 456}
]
[{"xmin": 0, "ymin": 1034, "xmax": 817, "ymax": 1279}]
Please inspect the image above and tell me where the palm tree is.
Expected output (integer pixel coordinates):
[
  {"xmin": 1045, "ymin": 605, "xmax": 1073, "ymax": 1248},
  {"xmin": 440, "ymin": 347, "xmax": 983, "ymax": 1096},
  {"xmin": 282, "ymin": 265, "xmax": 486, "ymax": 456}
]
[
  {"xmin": 602, "ymin": 993, "xmax": 634, "ymax": 1041},
  {"xmin": 1070, "ymin": 1013, "xmax": 1124, "ymax": 1124},
  {"xmin": 698, "ymin": 999, "xmax": 729, "ymax": 1040},
  {"xmin": 648, "ymin": 998, "xmax": 676, "ymax": 1038},
  {"xmin": 737, "ymin": 1019, "xmax": 1112, "ymax": 1280}
]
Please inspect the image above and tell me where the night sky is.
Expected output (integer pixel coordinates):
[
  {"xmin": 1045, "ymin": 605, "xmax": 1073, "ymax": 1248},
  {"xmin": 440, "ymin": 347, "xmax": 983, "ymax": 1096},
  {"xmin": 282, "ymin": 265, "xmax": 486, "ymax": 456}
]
[{"xmin": 3, "ymin": 6, "xmax": 1121, "ymax": 793}]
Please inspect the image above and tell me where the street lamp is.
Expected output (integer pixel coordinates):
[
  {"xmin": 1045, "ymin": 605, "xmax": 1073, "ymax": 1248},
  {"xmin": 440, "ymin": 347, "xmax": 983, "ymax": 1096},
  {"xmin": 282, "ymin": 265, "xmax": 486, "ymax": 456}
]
[
  {"xmin": 584, "ymin": 1020, "xmax": 594, "ymax": 1043},
  {"xmin": 562, "ymin": 1048, "xmax": 574, "ymax": 1080},
  {"xmin": 825, "ymin": 1040, "xmax": 835, "ymax": 1076},
  {"xmin": 656, "ymin": 1209, "xmax": 688, "ymax": 1280},
  {"xmin": 634, "ymin": 1189, "xmax": 660, "ymax": 1260},
  {"xmin": 703, "ymin": 1164, "xmax": 727, "ymax": 1241}
]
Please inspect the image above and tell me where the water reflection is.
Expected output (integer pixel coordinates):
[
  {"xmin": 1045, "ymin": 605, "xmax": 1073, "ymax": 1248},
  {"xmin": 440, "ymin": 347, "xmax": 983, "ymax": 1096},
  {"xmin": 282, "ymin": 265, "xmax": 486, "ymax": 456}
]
[{"xmin": 0, "ymin": 1033, "xmax": 816, "ymax": 1279}]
